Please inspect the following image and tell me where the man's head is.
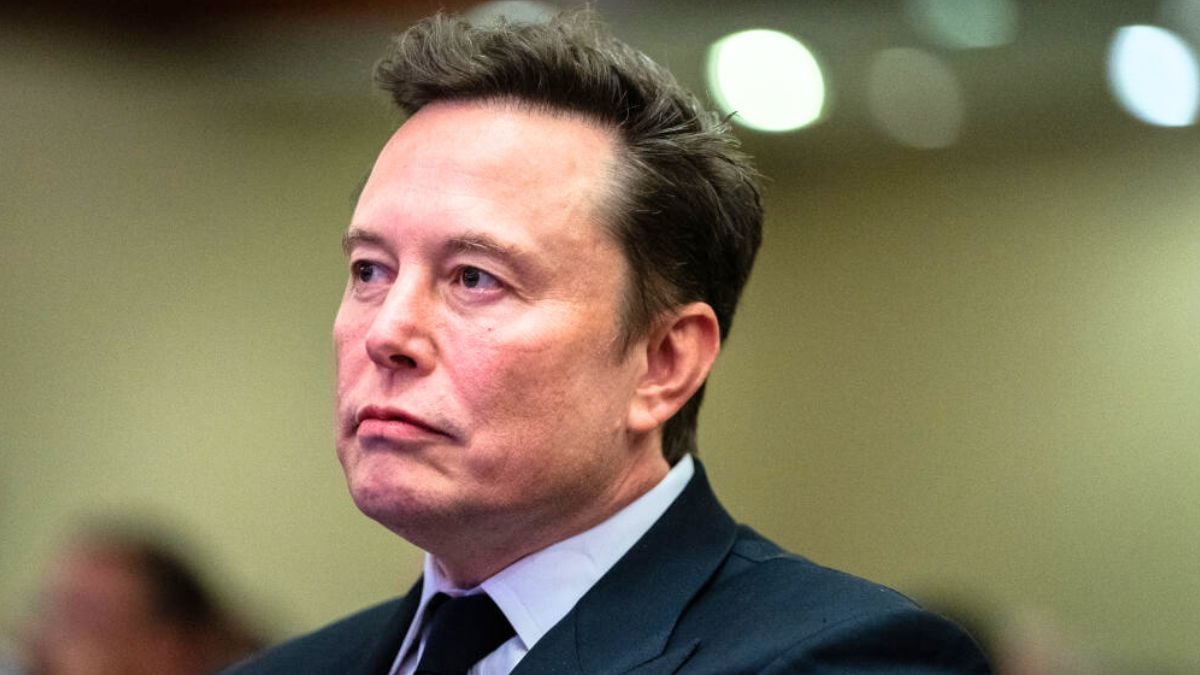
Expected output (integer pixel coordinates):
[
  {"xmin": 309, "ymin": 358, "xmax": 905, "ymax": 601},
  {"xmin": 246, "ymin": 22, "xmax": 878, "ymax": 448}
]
[
  {"xmin": 375, "ymin": 12, "xmax": 763, "ymax": 463},
  {"xmin": 333, "ymin": 11, "xmax": 761, "ymax": 583},
  {"xmin": 22, "ymin": 528, "xmax": 261, "ymax": 675}
]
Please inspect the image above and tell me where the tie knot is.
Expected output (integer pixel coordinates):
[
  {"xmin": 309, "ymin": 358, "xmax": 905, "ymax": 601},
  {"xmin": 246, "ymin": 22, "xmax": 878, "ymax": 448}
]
[{"xmin": 415, "ymin": 592, "xmax": 516, "ymax": 675}]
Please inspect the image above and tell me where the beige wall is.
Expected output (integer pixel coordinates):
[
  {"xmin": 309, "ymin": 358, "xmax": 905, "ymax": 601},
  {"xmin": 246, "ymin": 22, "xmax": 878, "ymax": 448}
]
[{"xmin": 2, "ymin": 18, "xmax": 1197, "ymax": 672}]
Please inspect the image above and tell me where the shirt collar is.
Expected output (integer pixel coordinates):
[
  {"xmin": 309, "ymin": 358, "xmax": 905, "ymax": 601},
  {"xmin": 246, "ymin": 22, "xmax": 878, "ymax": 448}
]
[{"xmin": 398, "ymin": 455, "xmax": 695, "ymax": 657}]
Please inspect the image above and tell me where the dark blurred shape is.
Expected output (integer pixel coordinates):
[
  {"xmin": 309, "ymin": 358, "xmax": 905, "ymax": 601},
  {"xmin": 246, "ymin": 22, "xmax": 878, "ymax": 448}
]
[
  {"xmin": 19, "ymin": 521, "xmax": 264, "ymax": 675},
  {"xmin": 0, "ymin": 0, "xmax": 463, "ymax": 48},
  {"xmin": 0, "ymin": 0, "xmax": 468, "ymax": 39}
]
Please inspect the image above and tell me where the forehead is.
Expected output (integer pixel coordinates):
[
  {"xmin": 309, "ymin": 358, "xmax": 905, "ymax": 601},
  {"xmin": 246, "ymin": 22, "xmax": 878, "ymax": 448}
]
[{"xmin": 361, "ymin": 100, "xmax": 620, "ymax": 216}]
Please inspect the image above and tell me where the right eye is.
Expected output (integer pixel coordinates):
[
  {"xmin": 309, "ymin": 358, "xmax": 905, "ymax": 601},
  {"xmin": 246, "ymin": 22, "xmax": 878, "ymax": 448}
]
[{"xmin": 351, "ymin": 260, "xmax": 385, "ymax": 283}]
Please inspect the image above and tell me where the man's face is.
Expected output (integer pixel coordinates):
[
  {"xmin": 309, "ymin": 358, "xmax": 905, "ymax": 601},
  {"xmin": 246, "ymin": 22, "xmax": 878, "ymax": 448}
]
[{"xmin": 334, "ymin": 101, "xmax": 661, "ymax": 557}]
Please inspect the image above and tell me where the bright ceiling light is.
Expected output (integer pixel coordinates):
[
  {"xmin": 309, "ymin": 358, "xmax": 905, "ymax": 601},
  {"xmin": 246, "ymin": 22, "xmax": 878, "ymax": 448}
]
[
  {"xmin": 706, "ymin": 29, "xmax": 826, "ymax": 133},
  {"xmin": 1108, "ymin": 25, "xmax": 1200, "ymax": 127}
]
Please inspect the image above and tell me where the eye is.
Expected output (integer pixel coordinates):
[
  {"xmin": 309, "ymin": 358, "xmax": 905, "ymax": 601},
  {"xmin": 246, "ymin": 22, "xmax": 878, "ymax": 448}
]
[
  {"xmin": 456, "ymin": 266, "xmax": 503, "ymax": 291},
  {"xmin": 351, "ymin": 260, "xmax": 385, "ymax": 284}
]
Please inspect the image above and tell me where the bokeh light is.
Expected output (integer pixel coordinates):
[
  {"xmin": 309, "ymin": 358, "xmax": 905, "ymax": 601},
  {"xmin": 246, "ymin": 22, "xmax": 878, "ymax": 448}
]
[
  {"xmin": 706, "ymin": 29, "xmax": 826, "ymax": 132},
  {"xmin": 866, "ymin": 48, "xmax": 965, "ymax": 149},
  {"xmin": 1107, "ymin": 25, "xmax": 1200, "ymax": 127},
  {"xmin": 905, "ymin": 0, "xmax": 1020, "ymax": 50}
]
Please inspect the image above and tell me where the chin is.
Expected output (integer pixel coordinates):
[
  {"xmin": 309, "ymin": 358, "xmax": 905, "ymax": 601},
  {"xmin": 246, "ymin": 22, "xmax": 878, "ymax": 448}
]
[{"xmin": 346, "ymin": 468, "xmax": 442, "ymax": 537}]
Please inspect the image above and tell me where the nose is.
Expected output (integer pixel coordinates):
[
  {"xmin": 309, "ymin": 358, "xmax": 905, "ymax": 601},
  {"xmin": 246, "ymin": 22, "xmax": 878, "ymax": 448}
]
[{"xmin": 363, "ymin": 277, "xmax": 436, "ymax": 373}]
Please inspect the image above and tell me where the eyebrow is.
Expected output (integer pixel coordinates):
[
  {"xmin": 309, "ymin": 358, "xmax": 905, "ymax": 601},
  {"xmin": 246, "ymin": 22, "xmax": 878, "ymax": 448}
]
[
  {"xmin": 445, "ymin": 233, "xmax": 540, "ymax": 279},
  {"xmin": 445, "ymin": 233, "xmax": 524, "ymax": 260},
  {"xmin": 341, "ymin": 229, "xmax": 536, "ymax": 272},
  {"xmin": 342, "ymin": 228, "xmax": 387, "ymax": 255}
]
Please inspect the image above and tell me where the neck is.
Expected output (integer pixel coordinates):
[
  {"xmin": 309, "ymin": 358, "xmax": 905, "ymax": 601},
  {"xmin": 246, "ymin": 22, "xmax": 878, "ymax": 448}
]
[{"xmin": 428, "ymin": 448, "xmax": 671, "ymax": 588}]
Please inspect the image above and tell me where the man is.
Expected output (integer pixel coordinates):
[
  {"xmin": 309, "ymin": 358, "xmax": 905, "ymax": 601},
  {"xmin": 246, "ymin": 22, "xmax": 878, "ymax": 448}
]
[{"xmin": 230, "ymin": 10, "xmax": 990, "ymax": 674}]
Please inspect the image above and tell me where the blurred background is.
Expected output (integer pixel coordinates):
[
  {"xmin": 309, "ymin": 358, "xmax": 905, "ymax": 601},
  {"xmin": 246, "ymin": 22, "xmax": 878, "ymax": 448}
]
[{"xmin": 1, "ymin": 0, "xmax": 1197, "ymax": 672}]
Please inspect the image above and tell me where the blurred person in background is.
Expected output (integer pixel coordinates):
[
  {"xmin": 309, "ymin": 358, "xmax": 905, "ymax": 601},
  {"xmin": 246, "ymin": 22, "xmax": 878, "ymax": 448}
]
[{"xmin": 19, "ymin": 523, "xmax": 263, "ymax": 675}]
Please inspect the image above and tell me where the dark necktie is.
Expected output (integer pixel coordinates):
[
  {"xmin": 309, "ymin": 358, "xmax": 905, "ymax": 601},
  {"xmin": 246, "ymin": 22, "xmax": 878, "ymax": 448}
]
[{"xmin": 414, "ymin": 592, "xmax": 516, "ymax": 675}]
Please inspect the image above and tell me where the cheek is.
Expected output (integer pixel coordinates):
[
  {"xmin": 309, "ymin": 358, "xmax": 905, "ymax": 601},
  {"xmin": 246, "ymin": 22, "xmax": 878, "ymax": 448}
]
[
  {"xmin": 450, "ymin": 325, "xmax": 620, "ymax": 440},
  {"xmin": 447, "ymin": 339, "xmax": 569, "ymax": 457},
  {"xmin": 332, "ymin": 299, "xmax": 362, "ymax": 347},
  {"xmin": 332, "ymin": 345, "xmax": 359, "ymax": 398},
  {"xmin": 451, "ymin": 343, "xmax": 551, "ymax": 412},
  {"xmin": 333, "ymin": 310, "xmax": 371, "ymax": 378}
]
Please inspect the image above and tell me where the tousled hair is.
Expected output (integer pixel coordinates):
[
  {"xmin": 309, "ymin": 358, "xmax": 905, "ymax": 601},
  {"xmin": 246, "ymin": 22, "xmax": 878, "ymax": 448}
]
[{"xmin": 375, "ymin": 11, "xmax": 763, "ymax": 464}]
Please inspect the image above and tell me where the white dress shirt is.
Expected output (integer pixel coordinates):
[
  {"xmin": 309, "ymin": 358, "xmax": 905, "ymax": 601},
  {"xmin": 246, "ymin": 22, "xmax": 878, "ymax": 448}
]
[{"xmin": 389, "ymin": 455, "xmax": 695, "ymax": 675}]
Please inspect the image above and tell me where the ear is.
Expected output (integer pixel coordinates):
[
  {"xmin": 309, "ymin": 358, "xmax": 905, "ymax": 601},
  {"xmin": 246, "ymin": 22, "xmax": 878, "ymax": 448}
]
[{"xmin": 627, "ymin": 302, "xmax": 721, "ymax": 435}]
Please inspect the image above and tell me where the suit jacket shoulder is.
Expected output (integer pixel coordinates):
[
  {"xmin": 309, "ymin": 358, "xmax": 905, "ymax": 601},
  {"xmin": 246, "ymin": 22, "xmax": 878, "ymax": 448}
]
[
  {"xmin": 512, "ymin": 463, "xmax": 991, "ymax": 674},
  {"xmin": 674, "ymin": 525, "xmax": 990, "ymax": 673},
  {"xmin": 223, "ymin": 589, "xmax": 419, "ymax": 675}
]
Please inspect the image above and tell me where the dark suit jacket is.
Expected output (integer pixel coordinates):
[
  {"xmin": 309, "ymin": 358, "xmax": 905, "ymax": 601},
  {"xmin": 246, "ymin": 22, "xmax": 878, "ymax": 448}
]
[{"xmin": 226, "ymin": 462, "xmax": 991, "ymax": 674}]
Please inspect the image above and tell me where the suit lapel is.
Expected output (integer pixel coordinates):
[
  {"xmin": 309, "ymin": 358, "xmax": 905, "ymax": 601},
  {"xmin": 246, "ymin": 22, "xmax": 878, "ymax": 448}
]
[
  {"xmin": 512, "ymin": 461, "xmax": 737, "ymax": 675},
  {"xmin": 350, "ymin": 579, "xmax": 423, "ymax": 675}
]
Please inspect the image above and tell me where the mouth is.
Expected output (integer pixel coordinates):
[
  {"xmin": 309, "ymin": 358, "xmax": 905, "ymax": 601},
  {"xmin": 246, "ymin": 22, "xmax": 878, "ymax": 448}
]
[{"xmin": 353, "ymin": 405, "xmax": 455, "ymax": 442}]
